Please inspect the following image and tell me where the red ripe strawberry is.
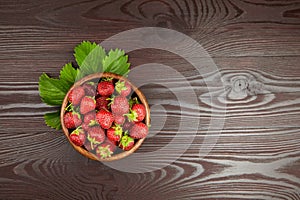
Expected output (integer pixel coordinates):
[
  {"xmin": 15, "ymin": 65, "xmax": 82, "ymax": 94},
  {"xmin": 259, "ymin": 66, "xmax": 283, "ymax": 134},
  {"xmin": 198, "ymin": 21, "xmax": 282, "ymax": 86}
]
[
  {"xmin": 97, "ymin": 81, "xmax": 114, "ymax": 96},
  {"xmin": 107, "ymin": 124, "xmax": 123, "ymax": 142},
  {"xmin": 82, "ymin": 112, "xmax": 98, "ymax": 131},
  {"xmin": 68, "ymin": 86, "xmax": 85, "ymax": 106},
  {"xmin": 82, "ymin": 123, "xmax": 90, "ymax": 132},
  {"xmin": 63, "ymin": 112, "xmax": 82, "ymax": 129},
  {"xmin": 132, "ymin": 104, "xmax": 146, "ymax": 121},
  {"xmin": 114, "ymin": 115, "xmax": 125, "ymax": 125},
  {"xmin": 96, "ymin": 140, "xmax": 116, "ymax": 159},
  {"xmin": 130, "ymin": 122, "xmax": 149, "ymax": 139},
  {"xmin": 70, "ymin": 128, "xmax": 86, "ymax": 146},
  {"xmin": 115, "ymin": 80, "xmax": 131, "ymax": 97},
  {"xmin": 87, "ymin": 126, "xmax": 106, "ymax": 149},
  {"xmin": 80, "ymin": 96, "xmax": 96, "ymax": 114},
  {"xmin": 110, "ymin": 139, "xmax": 117, "ymax": 146},
  {"xmin": 119, "ymin": 135, "xmax": 135, "ymax": 151},
  {"xmin": 123, "ymin": 121, "xmax": 134, "ymax": 131},
  {"xmin": 126, "ymin": 104, "xmax": 146, "ymax": 122},
  {"xmin": 95, "ymin": 96, "xmax": 109, "ymax": 110},
  {"xmin": 110, "ymin": 96, "xmax": 129, "ymax": 115},
  {"xmin": 82, "ymin": 82, "xmax": 97, "ymax": 97},
  {"xmin": 84, "ymin": 112, "xmax": 97, "ymax": 125},
  {"xmin": 96, "ymin": 109, "xmax": 114, "ymax": 129}
]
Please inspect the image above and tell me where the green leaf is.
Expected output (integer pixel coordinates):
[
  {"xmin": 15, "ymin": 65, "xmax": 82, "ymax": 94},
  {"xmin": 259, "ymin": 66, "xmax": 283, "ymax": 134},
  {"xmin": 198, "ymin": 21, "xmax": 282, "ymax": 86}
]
[
  {"xmin": 102, "ymin": 49, "xmax": 130, "ymax": 76},
  {"xmin": 74, "ymin": 41, "xmax": 106, "ymax": 80},
  {"xmin": 74, "ymin": 41, "xmax": 98, "ymax": 67},
  {"xmin": 60, "ymin": 63, "xmax": 77, "ymax": 88},
  {"xmin": 39, "ymin": 73, "xmax": 69, "ymax": 106},
  {"xmin": 44, "ymin": 110, "xmax": 61, "ymax": 130}
]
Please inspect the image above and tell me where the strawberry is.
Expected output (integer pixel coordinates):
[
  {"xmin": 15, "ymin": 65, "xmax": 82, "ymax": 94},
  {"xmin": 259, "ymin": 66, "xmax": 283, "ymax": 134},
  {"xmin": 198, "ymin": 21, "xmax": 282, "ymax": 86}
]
[
  {"xmin": 123, "ymin": 121, "xmax": 134, "ymax": 131},
  {"xmin": 68, "ymin": 86, "xmax": 85, "ymax": 106},
  {"xmin": 119, "ymin": 135, "xmax": 135, "ymax": 151},
  {"xmin": 80, "ymin": 96, "xmax": 96, "ymax": 114},
  {"xmin": 97, "ymin": 81, "xmax": 114, "ymax": 96},
  {"xmin": 82, "ymin": 123, "xmax": 90, "ymax": 132},
  {"xmin": 96, "ymin": 109, "xmax": 114, "ymax": 129},
  {"xmin": 82, "ymin": 112, "xmax": 98, "ymax": 131},
  {"xmin": 95, "ymin": 96, "xmax": 109, "ymax": 110},
  {"xmin": 114, "ymin": 114, "xmax": 125, "ymax": 125},
  {"xmin": 110, "ymin": 96, "xmax": 129, "ymax": 115},
  {"xmin": 126, "ymin": 103, "xmax": 146, "ymax": 122},
  {"xmin": 82, "ymin": 82, "xmax": 97, "ymax": 97},
  {"xmin": 115, "ymin": 80, "xmax": 131, "ymax": 97},
  {"xmin": 96, "ymin": 140, "xmax": 116, "ymax": 159},
  {"xmin": 130, "ymin": 122, "xmax": 149, "ymax": 139},
  {"xmin": 63, "ymin": 111, "xmax": 82, "ymax": 129},
  {"xmin": 69, "ymin": 128, "xmax": 86, "ymax": 146},
  {"xmin": 87, "ymin": 126, "xmax": 106, "ymax": 149},
  {"xmin": 84, "ymin": 112, "xmax": 98, "ymax": 125},
  {"xmin": 107, "ymin": 124, "xmax": 123, "ymax": 142},
  {"xmin": 110, "ymin": 139, "xmax": 118, "ymax": 146}
]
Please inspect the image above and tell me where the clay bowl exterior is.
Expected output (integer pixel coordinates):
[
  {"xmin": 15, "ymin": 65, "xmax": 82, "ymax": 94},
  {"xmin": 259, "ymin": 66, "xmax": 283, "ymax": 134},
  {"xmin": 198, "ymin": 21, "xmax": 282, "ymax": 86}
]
[{"xmin": 60, "ymin": 72, "xmax": 150, "ymax": 161}]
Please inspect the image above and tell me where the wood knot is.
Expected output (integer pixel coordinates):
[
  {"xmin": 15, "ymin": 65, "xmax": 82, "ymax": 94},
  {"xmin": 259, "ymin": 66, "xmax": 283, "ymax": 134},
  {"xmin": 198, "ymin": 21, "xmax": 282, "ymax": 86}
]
[
  {"xmin": 226, "ymin": 74, "xmax": 264, "ymax": 100},
  {"xmin": 232, "ymin": 77, "xmax": 248, "ymax": 93}
]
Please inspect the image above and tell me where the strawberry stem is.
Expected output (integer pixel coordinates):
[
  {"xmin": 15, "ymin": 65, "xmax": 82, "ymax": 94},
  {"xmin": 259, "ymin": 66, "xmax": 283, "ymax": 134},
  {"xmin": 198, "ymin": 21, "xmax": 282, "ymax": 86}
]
[
  {"xmin": 115, "ymin": 80, "xmax": 127, "ymax": 94},
  {"xmin": 101, "ymin": 77, "xmax": 113, "ymax": 82},
  {"xmin": 86, "ymin": 81, "xmax": 95, "ymax": 86},
  {"xmin": 65, "ymin": 103, "xmax": 74, "ymax": 111},
  {"xmin": 113, "ymin": 124, "xmax": 123, "ymax": 136},
  {"xmin": 124, "ymin": 109, "xmax": 138, "ymax": 122},
  {"xmin": 88, "ymin": 120, "xmax": 98, "ymax": 126},
  {"xmin": 107, "ymin": 95, "xmax": 115, "ymax": 106},
  {"xmin": 90, "ymin": 141, "xmax": 94, "ymax": 150},
  {"xmin": 74, "ymin": 125, "xmax": 82, "ymax": 132},
  {"xmin": 128, "ymin": 97, "xmax": 139, "ymax": 108}
]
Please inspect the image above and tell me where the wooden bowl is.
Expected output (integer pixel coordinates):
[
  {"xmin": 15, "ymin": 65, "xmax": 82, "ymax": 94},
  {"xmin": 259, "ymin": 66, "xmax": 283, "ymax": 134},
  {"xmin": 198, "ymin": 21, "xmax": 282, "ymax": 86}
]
[{"xmin": 60, "ymin": 72, "xmax": 150, "ymax": 161}]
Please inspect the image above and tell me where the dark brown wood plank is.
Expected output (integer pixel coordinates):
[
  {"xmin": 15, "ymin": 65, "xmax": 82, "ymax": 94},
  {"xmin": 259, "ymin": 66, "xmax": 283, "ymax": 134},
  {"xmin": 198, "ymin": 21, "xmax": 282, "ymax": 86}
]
[
  {"xmin": 0, "ymin": 0, "xmax": 300, "ymax": 60},
  {"xmin": 0, "ymin": 124, "xmax": 300, "ymax": 199},
  {"xmin": 0, "ymin": 24, "xmax": 299, "ymax": 59}
]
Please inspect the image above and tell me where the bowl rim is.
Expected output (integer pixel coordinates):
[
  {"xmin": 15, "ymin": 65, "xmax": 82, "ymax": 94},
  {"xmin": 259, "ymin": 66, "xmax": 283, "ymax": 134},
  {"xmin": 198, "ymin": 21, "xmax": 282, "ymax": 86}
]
[{"xmin": 60, "ymin": 72, "xmax": 150, "ymax": 162}]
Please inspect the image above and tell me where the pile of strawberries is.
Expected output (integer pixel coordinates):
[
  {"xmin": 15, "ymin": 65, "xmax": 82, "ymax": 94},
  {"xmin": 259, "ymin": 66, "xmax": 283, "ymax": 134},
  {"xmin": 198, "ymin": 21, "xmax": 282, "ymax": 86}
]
[{"xmin": 63, "ymin": 77, "xmax": 149, "ymax": 159}]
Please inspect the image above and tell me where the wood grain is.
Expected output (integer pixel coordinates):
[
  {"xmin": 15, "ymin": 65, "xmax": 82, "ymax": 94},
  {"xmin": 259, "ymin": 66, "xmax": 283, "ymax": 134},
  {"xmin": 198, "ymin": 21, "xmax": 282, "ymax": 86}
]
[
  {"xmin": 0, "ymin": 0, "xmax": 300, "ymax": 199},
  {"xmin": 0, "ymin": 0, "xmax": 300, "ymax": 60},
  {"xmin": 1, "ymin": 123, "xmax": 300, "ymax": 199},
  {"xmin": 1, "ymin": 67, "xmax": 300, "ymax": 128}
]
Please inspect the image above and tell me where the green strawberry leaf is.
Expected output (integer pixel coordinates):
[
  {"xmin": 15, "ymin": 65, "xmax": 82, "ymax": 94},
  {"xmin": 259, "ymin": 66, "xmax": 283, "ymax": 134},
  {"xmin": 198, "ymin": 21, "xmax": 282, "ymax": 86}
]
[
  {"xmin": 74, "ymin": 41, "xmax": 98, "ymax": 67},
  {"xmin": 60, "ymin": 63, "xmax": 77, "ymax": 88},
  {"xmin": 44, "ymin": 110, "xmax": 61, "ymax": 130},
  {"xmin": 39, "ymin": 73, "xmax": 69, "ymax": 106},
  {"xmin": 102, "ymin": 49, "xmax": 130, "ymax": 76},
  {"xmin": 74, "ymin": 41, "xmax": 106, "ymax": 80}
]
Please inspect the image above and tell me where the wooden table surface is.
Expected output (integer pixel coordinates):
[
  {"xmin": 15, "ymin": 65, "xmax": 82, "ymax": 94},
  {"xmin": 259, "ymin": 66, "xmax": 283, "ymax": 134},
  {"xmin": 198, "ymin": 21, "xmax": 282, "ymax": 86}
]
[{"xmin": 1, "ymin": 0, "xmax": 300, "ymax": 199}]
